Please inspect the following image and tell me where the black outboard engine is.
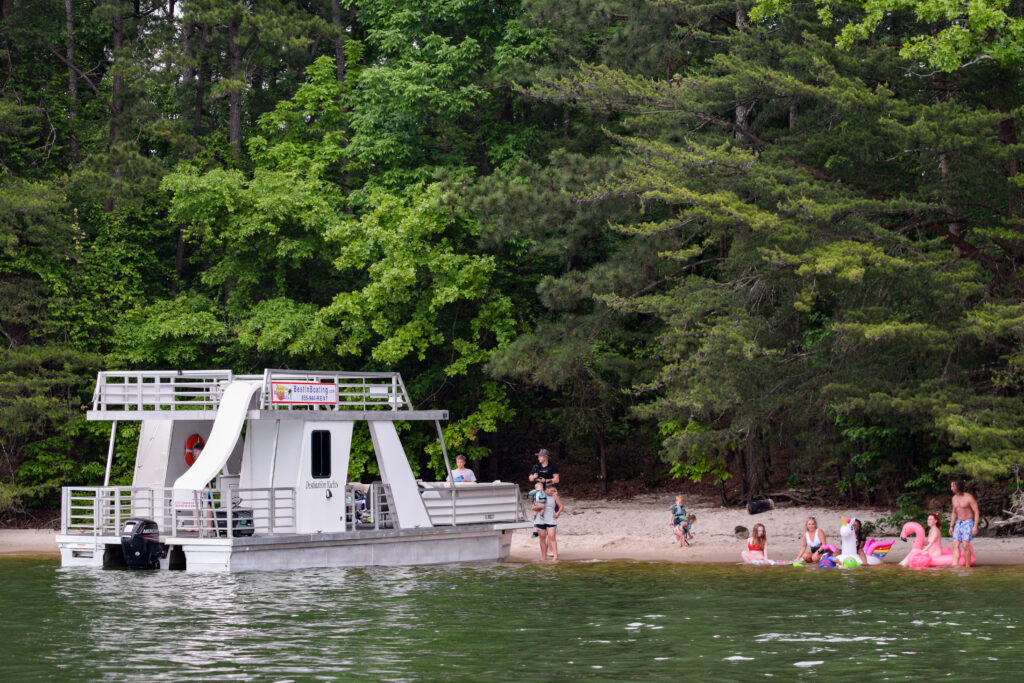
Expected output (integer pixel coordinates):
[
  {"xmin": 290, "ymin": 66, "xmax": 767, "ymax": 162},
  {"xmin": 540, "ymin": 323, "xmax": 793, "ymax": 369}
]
[{"xmin": 120, "ymin": 518, "xmax": 165, "ymax": 569}]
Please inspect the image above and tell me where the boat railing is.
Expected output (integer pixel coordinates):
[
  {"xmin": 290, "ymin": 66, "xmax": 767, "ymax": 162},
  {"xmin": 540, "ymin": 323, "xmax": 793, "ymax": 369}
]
[
  {"xmin": 262, "ymin": 369, "xmax": 413, "ymax": 412},
  {"xmin": 344, "ymin": 483, "xmax": 395, "ymax": 531},
  {"xmin": 88, "ymin": 369, "xmax": 415, "ymax": 416},
  {"xmin": 91, "ymin": 370, "xmax": 235, "ymax": 413},
  {"xmin": 61, "ymin": 486, "xmax": 297, "ymax": 539},
  {"xmin": 418, "ymin": 482, "xmax": 525, "ymax": 526}
]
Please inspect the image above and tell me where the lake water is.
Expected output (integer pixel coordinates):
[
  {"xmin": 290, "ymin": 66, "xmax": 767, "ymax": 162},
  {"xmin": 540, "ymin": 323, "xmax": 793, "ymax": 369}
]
[{"xmin": 1, "ymin": 558, "xmax": 1021, "ymax": 680}]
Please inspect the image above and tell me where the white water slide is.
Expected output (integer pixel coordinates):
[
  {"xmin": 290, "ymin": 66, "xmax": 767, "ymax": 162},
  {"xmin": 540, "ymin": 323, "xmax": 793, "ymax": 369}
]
[{"xmin": 173, "ymin": 381, "xmax": 261, "ymax": 491}]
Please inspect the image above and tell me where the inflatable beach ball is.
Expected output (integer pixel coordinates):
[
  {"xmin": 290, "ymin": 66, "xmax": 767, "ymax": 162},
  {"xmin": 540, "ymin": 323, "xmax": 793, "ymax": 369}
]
[{"xmin": 842, "ymin": 557, "xmax": 859, "ymax": 569}]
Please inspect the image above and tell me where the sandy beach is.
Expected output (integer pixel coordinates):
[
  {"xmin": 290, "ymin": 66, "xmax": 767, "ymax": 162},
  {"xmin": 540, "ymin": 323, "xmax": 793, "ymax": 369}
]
[
  {"xmin": 507, "ymin": 494, "xmax": 1023, "ymax": 565},
  {"xmin": 3, "ymin": 494, "xmax": 1021, "ymax": 565}
]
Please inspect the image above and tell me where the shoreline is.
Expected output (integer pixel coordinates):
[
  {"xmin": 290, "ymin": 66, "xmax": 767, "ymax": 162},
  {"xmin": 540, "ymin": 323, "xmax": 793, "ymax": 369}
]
[
  {"xmin": 4, "ymin": 495, "xmax": 1022, "ymax": 566},
  {"xmin": 506, "ymin": 494, "xmax": 1024, "ymax": 566}
]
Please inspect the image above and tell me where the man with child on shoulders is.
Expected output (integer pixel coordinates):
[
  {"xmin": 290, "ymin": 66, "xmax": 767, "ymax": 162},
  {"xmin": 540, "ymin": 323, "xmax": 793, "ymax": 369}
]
[{"xmin": 529, "ymin": 448, "xmax": 559, "ymax": 486}]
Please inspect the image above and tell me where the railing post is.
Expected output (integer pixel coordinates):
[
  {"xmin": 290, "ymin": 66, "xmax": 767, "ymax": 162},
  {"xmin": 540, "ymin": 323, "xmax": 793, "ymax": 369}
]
[
  {"xmin": 195, "ymin": 490, "xmax": 203, "ymax": 538},
  {"xmin": 60, "ymin": 487, "xmax": 68, "ymax": 534},
  {"xmin": 268, "ymin": 489, "xmax": 276, "ymax": 534},
  {"xmin": 92, "ymin": 491, "xmax": 99, "ymax": 538}
]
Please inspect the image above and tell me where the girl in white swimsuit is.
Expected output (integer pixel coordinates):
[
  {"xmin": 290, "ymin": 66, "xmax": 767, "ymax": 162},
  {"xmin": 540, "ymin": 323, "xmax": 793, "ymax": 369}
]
[{"xmin": 794, "ymin": 517, "xmax": 827, "ymax": 563}]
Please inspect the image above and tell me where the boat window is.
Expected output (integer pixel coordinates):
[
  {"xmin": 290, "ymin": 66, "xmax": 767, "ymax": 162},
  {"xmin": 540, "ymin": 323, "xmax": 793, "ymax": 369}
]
[{"xmin": 311, "ymin": 430, "xmax": 331, "ymax": 479}]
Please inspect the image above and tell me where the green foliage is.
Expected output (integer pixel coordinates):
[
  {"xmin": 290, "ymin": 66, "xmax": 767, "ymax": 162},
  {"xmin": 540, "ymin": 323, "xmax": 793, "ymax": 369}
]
[
  {"xmin": 323, "ymin": 185, "xmax": 515, "ymax": 374},
  {"xmin": 752, "ymin": 0, "xmax": 1024, "ymax": 72},
  {"xmin": 425, "ymin": 382, "xmax": 515, "ymax": 476},
  {"xmin": 8, "ymin": 0, "xmax": 1024, "ymax": 518}
]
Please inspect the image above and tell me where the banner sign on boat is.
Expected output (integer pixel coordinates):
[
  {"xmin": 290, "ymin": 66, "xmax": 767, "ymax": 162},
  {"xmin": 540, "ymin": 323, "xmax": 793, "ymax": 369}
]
[{"xmin": 271, "ymin": 382, "xmax": 338, "ymax": 405}]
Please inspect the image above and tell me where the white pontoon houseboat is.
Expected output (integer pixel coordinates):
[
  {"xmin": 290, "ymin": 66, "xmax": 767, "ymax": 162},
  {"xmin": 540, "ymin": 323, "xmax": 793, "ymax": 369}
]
[{"xmin": 56, "ymin": 370, "xmax": 531, "ymax": 571}]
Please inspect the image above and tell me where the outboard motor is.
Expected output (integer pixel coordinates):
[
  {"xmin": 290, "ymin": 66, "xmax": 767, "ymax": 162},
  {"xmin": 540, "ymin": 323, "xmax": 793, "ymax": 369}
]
[{"xmin": 120, "ymin": 518, "xmax": 165, "ymax": 569}]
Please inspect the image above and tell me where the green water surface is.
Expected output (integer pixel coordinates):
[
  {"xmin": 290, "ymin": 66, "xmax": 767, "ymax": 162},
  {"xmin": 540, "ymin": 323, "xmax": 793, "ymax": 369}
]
[{"xmin": 1, "ymin": 558, "xmax": 1021, "ymax": 680}]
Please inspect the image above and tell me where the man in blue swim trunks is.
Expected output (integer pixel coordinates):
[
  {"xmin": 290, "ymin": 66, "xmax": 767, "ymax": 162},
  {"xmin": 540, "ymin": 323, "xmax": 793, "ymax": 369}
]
[{"xmin": 949, "ymin": 479, "xmax": 980, "ymax": 569}]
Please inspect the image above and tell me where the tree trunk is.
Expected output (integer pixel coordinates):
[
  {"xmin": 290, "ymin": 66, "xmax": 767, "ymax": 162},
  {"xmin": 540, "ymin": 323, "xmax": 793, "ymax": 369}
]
[
  {"xmin": 1, "ymin": 1, "xmax": 11, "ymax": 83},
  {"xmin": 173, "ymin": 225, "xmax": 185, "ymax": 294},
  {"xmin": 331, "ymin": 0, "xmax": 346, "ymax": 83},
  {"xmin": 486, "ymin": 431, "xmax": 500, "ymax": 481},
  {"xmin": 733, "ymin": 7, "xmax": 753, "ymax": 141},
  {"xmin": 742, "ymin": 434, "xmax": 765, "ymax": 500},
  {"xmin": 997, "ymin": 117, "xmax": 1021, "ymax": 219},
  {"xmin": 64, "ymin": 0, "xmax": 78, "ymax": 154},
  {"xmin": 228, "ymin": 17, "xmax": 242, "ymax": 156},
  {"xmin": 110, "ymin": 9, "xmax": 124, "ymax": 144},
  {"xmin": 597, "ymin": 431, "xmax": 607, "ymax": 496},
  {"xmin": 939, "ymin": 151, "xmax": 966, "ymax": 253},
  {"xmin": 105, "ymin": 5, "xmax": 125, "ymax": 213},
  {"xmin": 193, "ymin": 23, "xmax": 208, "ymax": 136},
  {"xmin": 182, "ymin": 19, "xmax": 195, "ymax": 114}
]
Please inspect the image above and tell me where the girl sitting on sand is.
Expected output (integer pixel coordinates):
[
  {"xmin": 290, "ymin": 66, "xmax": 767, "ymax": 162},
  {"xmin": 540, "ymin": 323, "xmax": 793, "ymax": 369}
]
[
  {"xmin": 741, "ymin": 523, "xmax": 769, "ymax": 563},
  {"xmin": 852, "ymin": 519, "xmax": 868, "ymax": 564},
  {"xmin": 793, "ymin": 516, "xmax": 827, "ymax": 564}
]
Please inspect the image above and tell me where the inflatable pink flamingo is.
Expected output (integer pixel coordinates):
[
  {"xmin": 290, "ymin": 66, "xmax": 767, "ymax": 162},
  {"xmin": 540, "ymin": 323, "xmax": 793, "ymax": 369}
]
[{"xmin": 899, "ymin": 521, "xmax": 975, "ymax": 568}]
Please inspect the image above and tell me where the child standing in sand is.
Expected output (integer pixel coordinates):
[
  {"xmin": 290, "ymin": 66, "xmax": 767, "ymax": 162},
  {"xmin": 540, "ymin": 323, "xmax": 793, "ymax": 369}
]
[
  {"xmin": 670, "ymin": 496, "xmax": 689, "ymax": 547},
  {"xmin": 685, "ymin": 514, "xmax": 697, "ymax": 542},
  {"xmin": 741, "ymin": 523, "xmax": 768, "ymax": 563}
]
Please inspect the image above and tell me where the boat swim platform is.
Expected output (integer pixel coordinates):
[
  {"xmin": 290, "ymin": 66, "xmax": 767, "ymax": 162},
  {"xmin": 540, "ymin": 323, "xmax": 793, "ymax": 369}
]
[{"xmin": 57, "ymin": 521, "xmax": 533, "ymax": 572}]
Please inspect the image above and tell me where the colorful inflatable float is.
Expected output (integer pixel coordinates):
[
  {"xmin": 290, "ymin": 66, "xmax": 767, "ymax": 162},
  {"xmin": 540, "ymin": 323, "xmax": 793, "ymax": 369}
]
[
  {"xmin": 810, "ymin": 517, "xmax": 894, "ymax": 568},
  {"xmin": 899, "ymin": 521, "xmax": 975, "ymax": 568}
]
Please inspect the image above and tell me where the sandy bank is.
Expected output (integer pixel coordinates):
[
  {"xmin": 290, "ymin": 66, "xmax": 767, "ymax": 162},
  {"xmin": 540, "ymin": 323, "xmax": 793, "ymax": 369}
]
[
  {"xmin": 507, "ymin": 494, "xmax": 1024, "ymax": 566},
  {"xmin": 0, "ymin": 529, "xmax": 60, "ymax": 558},
  {"xmin": 3, "ymin": 494, "xmax": 1021, "ymax": 565}
]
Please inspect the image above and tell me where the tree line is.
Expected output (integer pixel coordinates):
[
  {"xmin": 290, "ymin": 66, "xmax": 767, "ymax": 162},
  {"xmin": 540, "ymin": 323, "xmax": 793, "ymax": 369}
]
[{"xmin": 2, "ymin": 0, "xmax": 1023, "ymax": 516}]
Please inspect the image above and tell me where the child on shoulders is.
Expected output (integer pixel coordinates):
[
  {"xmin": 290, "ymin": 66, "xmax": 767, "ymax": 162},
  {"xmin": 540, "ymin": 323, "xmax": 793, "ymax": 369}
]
[{"xmin": 529, "ymin": 482, "xmax": 547, "ymax": 536}]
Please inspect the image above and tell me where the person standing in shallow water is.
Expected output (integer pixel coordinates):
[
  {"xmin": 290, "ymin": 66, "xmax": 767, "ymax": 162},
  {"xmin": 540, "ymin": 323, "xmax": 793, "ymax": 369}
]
[
  {"xmin": 542, "ymin": 485, "xmax": 563, "ymax": 561},
  {"xmin": 950, "ymin": 479, "xmax": 980, "ymax": 568}
]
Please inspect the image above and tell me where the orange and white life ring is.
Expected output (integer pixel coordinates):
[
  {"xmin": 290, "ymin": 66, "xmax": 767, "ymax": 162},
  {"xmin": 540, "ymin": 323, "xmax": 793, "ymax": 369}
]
[{"xmin": 185, "ymin": 434, "xmax": 206, "ymax": 467}]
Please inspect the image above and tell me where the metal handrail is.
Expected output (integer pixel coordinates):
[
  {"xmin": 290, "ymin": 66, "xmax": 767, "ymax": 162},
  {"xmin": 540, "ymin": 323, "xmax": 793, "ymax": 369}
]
[
  {"xmin": 419, "ymin": 482, "xmax": 524, "ymax": 526},
  {"xmin": 262, "ymin": 369, "xmax": 412, "ymax": 412},
  {"xmin": 60, "ymin": 486, "xmax": 297, "ymax": 538},
  {"xmin": 344, "ymin": 483, "xmax": 395, "ymax": 531},
  {"xmin": 88, "ymin": 369, "xmax": 415, "ymax": 414},
  {"xmin": 91, "ymin": 370, "xmax": 233, "ymax": 412}
]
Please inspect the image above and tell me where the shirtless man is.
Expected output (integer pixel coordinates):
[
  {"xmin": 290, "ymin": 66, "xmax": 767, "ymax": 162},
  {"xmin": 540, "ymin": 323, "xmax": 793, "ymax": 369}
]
[{"xmin": 949, "ymin": 479, "xmax": 980, "ymax": 568}]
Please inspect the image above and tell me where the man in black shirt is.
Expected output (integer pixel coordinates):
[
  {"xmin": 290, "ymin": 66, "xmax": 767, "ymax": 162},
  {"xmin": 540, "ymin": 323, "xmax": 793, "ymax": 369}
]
[{"xmin": 529, "ymin": 448, "xmax": 559, "ymax": 486}]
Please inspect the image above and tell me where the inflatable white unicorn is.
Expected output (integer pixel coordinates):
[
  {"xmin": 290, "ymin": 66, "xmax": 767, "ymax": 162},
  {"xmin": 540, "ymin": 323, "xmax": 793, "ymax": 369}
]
[{"xmin": 834, "ymin": 517, "xmax": 884, "ymax": 567}]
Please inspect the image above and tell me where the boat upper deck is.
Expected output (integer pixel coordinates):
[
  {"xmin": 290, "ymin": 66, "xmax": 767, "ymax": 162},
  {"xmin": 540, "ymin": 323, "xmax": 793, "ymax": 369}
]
[{"xmin": 87, "ymin": 369, "xmax": 448, "ymax": 421}]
